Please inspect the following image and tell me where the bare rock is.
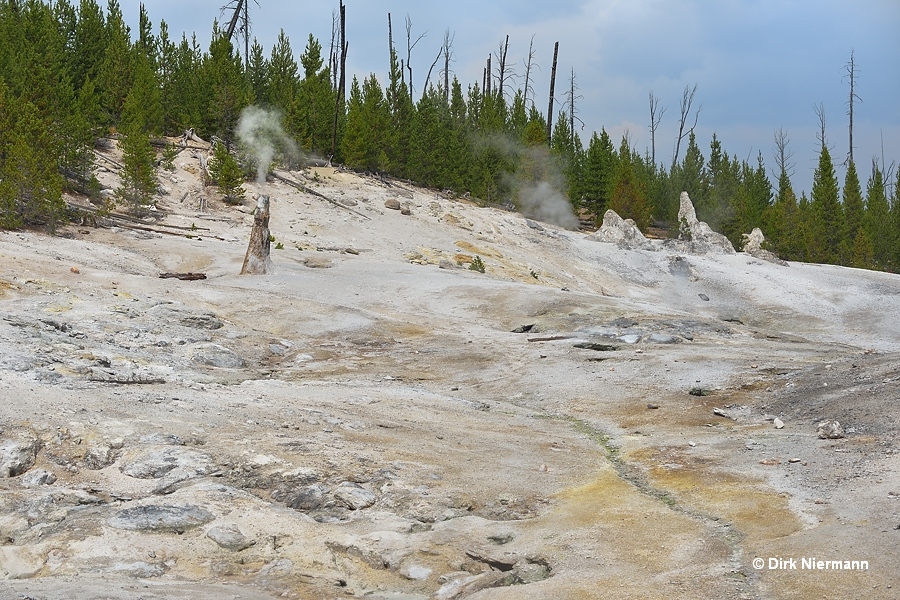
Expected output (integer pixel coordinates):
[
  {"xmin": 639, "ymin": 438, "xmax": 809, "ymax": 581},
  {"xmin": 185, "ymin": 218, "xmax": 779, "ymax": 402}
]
[
  {"xmin": 385, "ymin": 198, "xmax": 402, "ymax": 210},
  {"xmin": 588, "ymin": 209, "xmax": 653, "ymax": 250},
  {"xmin": 434, "ymin": 570, "xmax": 517, "ymax": 599},
  {"xmin": 669, "ymin": 192, "xmax": 735, "ymax": 254},
  {"xmin": 206, "ymin": 524, "xmax": 256, "ymax": 551},
  {"xmin": 273, "ymin": 484, "xmax": 326, "ymax": 511},
  {"xmin": 20, "ymin": 468, "xmax": 57, "ymax": 487},
  {"xmin": 191, "ymin": 344, "xmax": 246, "ymax": 368},
  {"xmin": 400, "ymin": 564, "xmax": 432, "ymax": 580},
  {"xmin": 817, "ymin": 420, "xmax": 845, "ymax": 439},
  {"xmin": 773, "ymin": 418, "xmax": 785, "ymax": 429},
  {"xmin": 0, "ymin": 434, "xmax": 39, "ymax": 478},
  {"xmin": 84, "ymin": 441, "xmax": 121, "ymax": 470},
  {"xmin": 108, "ymin": 504, "xmax": 215, "ymax": 532},
  {"xmin": 121, "ymin": 447, "xmax": 215, "ymax": 480},
  {"xmin": 742, "ymin": 227, "xmax": 789, "ymax": 266},
  {"xmin": 334, "ymin": 483, "xmax": 377, "ymax": 510}
]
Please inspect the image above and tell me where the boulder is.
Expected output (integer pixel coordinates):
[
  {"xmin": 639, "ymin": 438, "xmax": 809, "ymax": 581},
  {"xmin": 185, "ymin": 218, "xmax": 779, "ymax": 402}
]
[
  {"xmin": 108, "ymin": 504, "xmax": 215, "ymax": 532},
  {"xmin": 0, "ymin": 434, "xmax": 39, "ymax": 478},
  {"xmin": 191, "ymin": 344, "xmax": 245, "ymax": 368},
  {"xmin": 666, "ymin": 192, "xmax": 735, "ymax": 254},
  {"xmin": 206, "ymin": 524, "xmax": 256, "ymax": 551},
  {"xmin": 588, "ymin": 210, "xmax": 654, "ymax": 250},
  {"xmin": 817, "ymin": 420, "xmax": 845, "ymax": 439},
  {"xmin": 334, "ymin": 483, "xmax": 377, "ymax": 510},
  {"xmin": 385, "ymin": 198, "xmax": 402, "ymax": 210},
  {"xmin": 742, "ymin": 227, "xmax": 789, "ymax": 266}
]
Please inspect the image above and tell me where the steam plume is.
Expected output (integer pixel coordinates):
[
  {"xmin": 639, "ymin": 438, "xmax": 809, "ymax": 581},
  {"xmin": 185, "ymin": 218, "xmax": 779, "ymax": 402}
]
[{"xmin": 236, "ymin": 106, "xmax": 298, "ymax": 184}]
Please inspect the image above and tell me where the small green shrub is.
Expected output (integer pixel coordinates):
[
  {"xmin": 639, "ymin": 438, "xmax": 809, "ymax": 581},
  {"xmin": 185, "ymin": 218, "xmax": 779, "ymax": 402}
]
[{"xmin": 469, "ymin": 255, "xmax": 486, "ymax": 273}]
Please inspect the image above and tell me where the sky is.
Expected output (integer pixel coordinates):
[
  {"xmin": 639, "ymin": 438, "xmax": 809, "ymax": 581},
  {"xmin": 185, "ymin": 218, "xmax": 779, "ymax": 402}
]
[{"xmin": 125, "ymin": 0, "xmax": 900, "ymax": 198}]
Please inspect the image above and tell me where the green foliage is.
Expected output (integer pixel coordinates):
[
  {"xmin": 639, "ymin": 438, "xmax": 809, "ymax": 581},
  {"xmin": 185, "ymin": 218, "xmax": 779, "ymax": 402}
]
[
  {"xmin": 809, "ymin": 143, "xmax": 842, "ymax": 263},
  {"xmin": 469, "ymin": 255, "xmax": 486, "ymax": 273},
  {"xmin": 0, "ymin": 83, "xmax": 65, "ymax": 230},
  {"xmin": 208, "ymin": 141, "xmax": 246, "ymax": 205}
]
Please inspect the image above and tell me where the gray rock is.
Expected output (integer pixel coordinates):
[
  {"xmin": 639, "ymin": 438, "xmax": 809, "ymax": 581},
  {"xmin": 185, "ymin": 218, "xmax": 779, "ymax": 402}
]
[
  {"xmin": 275, "ymin": 484, "xmax": 326, "ymax": 511},
  {"xmin": 206, "ymin": 524, "xmax": 256, "ymax": 551},
  {"xmin": 191, "ymin": 344, "xmax": 245, "ymax": 368},
  {"xmin": 120, "ymin": 447, "xmax": 215, "ymax": 481},
  {"xmin": 514, "ymin": 558, "xmax": 551, "ymax": 583},
  {"xmin": 20, "ymin": 469, "xmax": 57, "ymax": 487},
  {"xmin": 817, "ymin": 420, "xmax": 845, "ymax": 439},
  {"xmin": 108, "ymin": 505, "xmax": 215, "ymax": 532},
  {"xmin": 587, "ymin": 209, "xmax": 653, "ymax": 250},
  {"xmin": 648, "ymin": 333, "xmax": 680, "ymax": 344},
  {"xmin": 84, "ymin": 442, "xmax": 120, "ymax": 470},
  {"xmin": 669, "ymin": 192, "xmax": 736, "ymax": 254},
  {"xmin": 385, "ymin": 198, "xmax": 402, "ymax": 210},
  {"xmin": 0, "ymin": 435, "xmax": 39, "ymax": 478},
  {"xmin": 400, "ymin": 564, "xmax": 432, "ymax": 580},
  {"xmin": 111, "ymin": 561, "xmax": 167, "ymax": 578},
  {"xmin": 334, "ymin": 484, "xmax": 377, "ymax": 510}
]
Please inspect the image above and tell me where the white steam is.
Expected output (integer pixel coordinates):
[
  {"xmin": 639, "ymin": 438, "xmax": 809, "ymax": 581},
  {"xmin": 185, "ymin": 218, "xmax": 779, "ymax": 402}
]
[
  {"xmin": 236, "ymin": 106, "xmax": 298, "ymax": 184},
  {"xmin": 517, "ymin": 181, "xmax": 580, "ymax": 230}
]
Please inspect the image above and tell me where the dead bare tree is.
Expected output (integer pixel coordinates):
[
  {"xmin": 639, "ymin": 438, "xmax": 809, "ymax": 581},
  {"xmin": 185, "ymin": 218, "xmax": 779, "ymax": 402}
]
[
  {"xmin": 494, "ymin": 35, "xmax": 511, "ymax": 100},
  {"xmin": 814, "ymin": 102, "xmax": 828, "ymax": 147},
  {"xmin": 422, "ymin": 47, "xmax": 443, "ymax": 97},
  {"xmin": 522, "ymin": 35, "xmax": 538, "ymax": 109},
  {"xmin": 546, "ymin": 41, "xmax": 559, "ymax": 145},
  {"xmin": 330, "ymin": 0, "xmax": 346, "ymax": 159},
  {"xmin": 671, "ymin": 83, "xmax": 700, "ymax": 170},
  {"xmin": 485, "ymin": 55, "xmax": 492, "ymax": 96},
  {"xmin": 441, "ymin": 29, "xmax": 455, "ymax": 103},
  {"xmin": 221, "ymin": 0, "xmax": 256, "ymax": 68},
  {"xmin": 648, "ymin": 91, "xmax": 666, "ymax": 168},
  {"xmin": 564, "ymin": 68, "xmax": 584, "ymax": 146},
  {"xmin": 843, "ymin": 48, "xmax": 861, "ymax": 166},
  {"xmin": 405, "ymin": 15, "xmax": 427, "ymax": 99},
  {"xmin": 772, "ymin": 127, "xmax": 795, "ymax": 181},
  {"xmin": 329, "ymin": 8, "xmax": 340, "ymax": 90}
]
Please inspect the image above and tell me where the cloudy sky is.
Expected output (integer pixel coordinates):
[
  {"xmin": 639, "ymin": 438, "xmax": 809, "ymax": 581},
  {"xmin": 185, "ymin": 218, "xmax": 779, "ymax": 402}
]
[{"xmin": 126, "ymin": 0, "xmax": 900, "ymax": 197}]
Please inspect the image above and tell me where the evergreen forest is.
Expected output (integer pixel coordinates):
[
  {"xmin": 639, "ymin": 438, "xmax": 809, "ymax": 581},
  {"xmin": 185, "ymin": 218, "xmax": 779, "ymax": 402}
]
[{"xmin": 1, "ymin": 0, "xmax": 899, "ymax": 272}]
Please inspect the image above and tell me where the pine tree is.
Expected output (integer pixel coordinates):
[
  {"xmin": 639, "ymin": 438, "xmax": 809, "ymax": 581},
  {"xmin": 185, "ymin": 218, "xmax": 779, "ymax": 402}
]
[
  {"xmin": 204, "ymin": 26, "xmax": 251, "ymax": 144},
  {"xmin": 97, "ymin": 0, "xmax": 132, "ymax": 126},
  {"xmin": 839, "ymin": 161, "xmax": 864, "ymax": 264},
  {"xmin": 72, "ymin": 0, "xmax": 107, "ymax": 90},
  {"xmin": 116, "ymin": 73, "xmax": 157, "ymax": 213},
  {"xmin": 209, "ymin": 140, "xmax": 246, "ymax": 204},
  {"xmin": 247, "ymin": 38, "xmax": 269, "ymax": 104},
  {"xmin": 0, "ymin": 84, "xmax": 65, "ymax": 230},
  {"xmin": 809, "ymin": 143, "xmax": 842, "ymax": 263},
  {"xmin": 295, "ymin": 34, "xmax": 335, "ymax": 155},
  {"xmin": 863, "ymin": 162, "xmax": 891, "ymax": 269},
  {"xmin": 342, "ymin": 75, "xmax": 392, "ymax": 172},
  {"xmin": 608, "ymin": 136, "xmax": 651, "ymax": 229},
  {"xmin": 268, "ymin": 29, "xmax": 299, "ymax": 117},
  {"xmin": 581, "ymin": 129, "xmax": 615, "ymax": 221}
]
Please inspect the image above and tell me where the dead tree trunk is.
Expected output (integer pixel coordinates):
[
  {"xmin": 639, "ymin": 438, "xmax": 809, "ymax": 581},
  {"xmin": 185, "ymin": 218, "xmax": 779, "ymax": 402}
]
[
  {"xmin": 442, "ymin": 29, "xmax": 453, "ymax": 104},
  {"xmin": 546, "ymin": 41, "xmax": 559, "ymax": 145},
  {"xmin": 844, "ymin": 48, "xmax": 860, "ymax": 166},
  {"xmin": 648, "ymin": 91, "xmax": 665, "ymax": 168},
  {"xmin": 485, "ymin": 55, "xmax": 492, "ymax": 96},
  {"xmin": 522, "ymin": 35, "xmax": 536, "ymax": 109},
  {"xmin": 672, "ymin": 83, "xmax": 699, "ymax": 170},
  {"xmin": 496, "ymin": 35, "xmax": 509, "ymax": 100},
  {"xmin": 240, "ymin": 195, "xmax": 272, "ymax": 275},
  {"xmin": 330, "ymin": 0, "xmax": 346, "ymax": 159}
]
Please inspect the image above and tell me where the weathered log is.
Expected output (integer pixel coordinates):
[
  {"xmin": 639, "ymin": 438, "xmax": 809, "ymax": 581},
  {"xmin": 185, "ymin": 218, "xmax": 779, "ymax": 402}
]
[
  {"xmin": 271, "ymin": 171, "xmax": 371, "ymax": 220},
  {"xmin": 159, "ymin": 272, "xmax": 207, "ymax": 280},
  {"xmin": 240, "ymin": 195, "xmax": 272, "ymax": 275}
]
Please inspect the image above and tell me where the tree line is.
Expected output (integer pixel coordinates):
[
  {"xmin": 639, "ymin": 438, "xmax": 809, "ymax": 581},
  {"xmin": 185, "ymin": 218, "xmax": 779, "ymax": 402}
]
[{"xmin": 1, "ymin": 1, "xmax": 898, "ymax": 271}]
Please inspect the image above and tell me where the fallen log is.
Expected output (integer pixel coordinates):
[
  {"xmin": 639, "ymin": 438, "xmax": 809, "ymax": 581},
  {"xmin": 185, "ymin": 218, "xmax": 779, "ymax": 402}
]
[
  {"xmin": 271, "ymin": 171, "xmax": 371, "ymax": 220},
  {"xmin": 159, "ymin": 272, "xmax": 207, "ymax": 280}
]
